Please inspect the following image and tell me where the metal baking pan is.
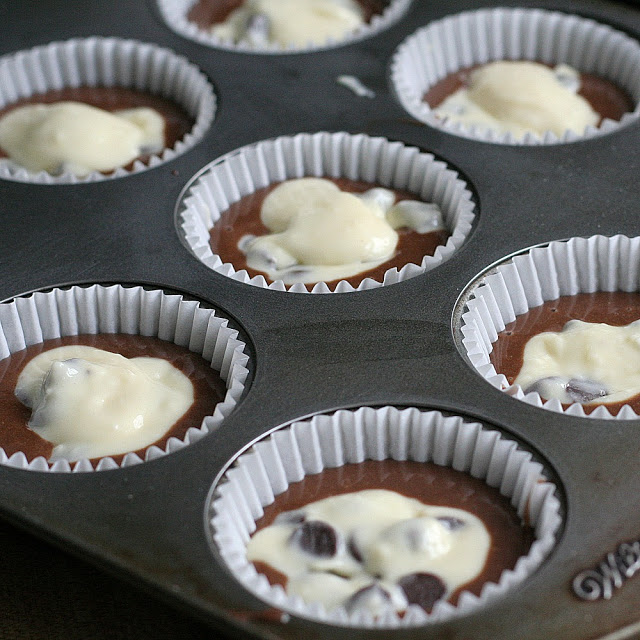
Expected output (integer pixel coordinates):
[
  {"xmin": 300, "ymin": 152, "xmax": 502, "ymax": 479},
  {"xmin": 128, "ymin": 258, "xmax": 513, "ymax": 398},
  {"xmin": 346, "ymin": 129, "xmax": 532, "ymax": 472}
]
[{"xmin": 2, "ymin": 0, "xmax": 640, "ymax": 638}]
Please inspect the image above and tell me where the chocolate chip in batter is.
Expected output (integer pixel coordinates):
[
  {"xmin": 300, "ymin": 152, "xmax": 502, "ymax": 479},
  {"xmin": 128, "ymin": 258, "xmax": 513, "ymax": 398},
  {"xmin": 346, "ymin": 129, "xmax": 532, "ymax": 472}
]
[
  {"xmin": 244, "ymin": 13, "xmax": 270, "ymax": 44},
  {"xmin": 553, "ymin": 65, "xmax": 580, "ymax": 92},
  {"xmin": 398, "ymin": 572, "xmax": 446, "ymax": 611},
  {"xmin": 282, "ymin": 267, "xmax": 314, "ymax": 280},
  {"xmin": 274, "ymin": 509, "xmax": 306, "ymax": 525},
  {"xmin": 344, "ymin": 584, "xmax": 392, "ymax": 614},
  {"xmin": 523, "ymin": 376, "xmax": 565, "ymax": 398},
  {"xmin": 289, "ymin": 520, "xmax": 338, "ymax": 557},
  {"xmin": 525, "ymin": 376, "xmax": 609, "ymax": 403},
  {"xmin": 437, "ymin": 516, "xmax": 465, "ymax": 530},
  {"xmin": 347, "ymin": 536, "xmax": 363, "ymax": 563},
  {"xmin": 565, "ymin": 378, "xmax": 608, "ymax": 403},
  {"xmin": 402, "ymin": 520, "xmax": 428, "ymax": 551}
]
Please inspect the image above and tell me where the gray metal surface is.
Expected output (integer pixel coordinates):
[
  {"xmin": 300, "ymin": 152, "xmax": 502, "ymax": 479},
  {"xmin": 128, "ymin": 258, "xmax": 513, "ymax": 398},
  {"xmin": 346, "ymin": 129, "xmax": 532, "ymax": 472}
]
[{"xmin": 1, "ymin": 0, "xmax": 640, "ymax": 638}]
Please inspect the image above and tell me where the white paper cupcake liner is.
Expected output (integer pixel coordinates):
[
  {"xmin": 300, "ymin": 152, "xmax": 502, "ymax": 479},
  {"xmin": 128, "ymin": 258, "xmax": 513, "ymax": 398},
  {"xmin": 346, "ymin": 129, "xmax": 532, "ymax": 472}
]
[
  {"xmin": 178, "ymin": 131, "xmax": 475, "ymax": 293},
  {"xmin": 0, "ymin": 37, "xmax": 216, "ymax": 184},
  {"xmin": 458, "ymin": 235, "xmax": 640, "ymax": 419},
  {"xmin": 0, "ymin": 284, "xmax": 249, "ymax": 472},
  {"xmin": 209, "ymin": 406, "xmax": 561, "ymax": 627},
  {"xmin": 391, "ymin": 8, "xmax": 640, "ymax": 145},
  {"xmin": 156, "ymin": 0, "xmax": 411, "ymax": 54}
]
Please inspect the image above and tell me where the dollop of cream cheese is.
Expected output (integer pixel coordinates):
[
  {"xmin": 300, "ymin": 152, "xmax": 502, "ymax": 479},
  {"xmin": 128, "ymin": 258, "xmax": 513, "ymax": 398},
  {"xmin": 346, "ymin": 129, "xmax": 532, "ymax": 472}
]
[
  {"xmin": 515, "ymin": 320, "xmax": 640, "ymax": 405},
  {"xmin": 15, "ymin": 345, "xmax": 194, "ymax": 461},
  {"xmin": 0, "ymin": 101, "xmax": 165, "ymax": 176},
  {"xmin": 247, "ymin": 489, "xmax": 490, "ymax": 615},
  {"xmin": 434, "ymin": 61, "xmax": 599, "ymax": 138},
  {"xmin": 211, "ymin": 0, "xmax": 365, "ymax": 47},
  {"xmin": 240, "ymin": 177, "xmax": 445, "ymax": 284}
]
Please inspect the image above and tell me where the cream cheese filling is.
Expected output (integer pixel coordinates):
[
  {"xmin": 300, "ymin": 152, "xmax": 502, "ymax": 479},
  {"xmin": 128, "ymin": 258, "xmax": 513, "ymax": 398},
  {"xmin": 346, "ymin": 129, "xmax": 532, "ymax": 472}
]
[
  {"xmin": 0, "ymin": 101, "xmax": 165, "ymax": 176},
  {"xmin": 210, "ymin": 0, "xmax": 365, "ymax": 47},
  {"xmin": 515, "ymin": 320, "xmax": 640, "ymax": 405},
  {"xmin": 15, "ymin": 345, "xmax": 194, "ymax": 461},
  {"xmin": 434, "ymin": 61, "xmax": 599, "ymax": 138},
  {"xmin": 239, "ymin": 177, "xmax": 445, "ymax": 285},
  {"xmin": 247, "ymin": 489, "xmax": 490, "ymax": 615}
]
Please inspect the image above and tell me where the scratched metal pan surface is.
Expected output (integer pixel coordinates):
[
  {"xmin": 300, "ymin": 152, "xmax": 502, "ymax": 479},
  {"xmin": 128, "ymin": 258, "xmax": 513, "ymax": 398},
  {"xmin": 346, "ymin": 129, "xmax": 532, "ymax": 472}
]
[{"xmin": 1, "ymin": 0, "xmax": 640, "ymax": 638}]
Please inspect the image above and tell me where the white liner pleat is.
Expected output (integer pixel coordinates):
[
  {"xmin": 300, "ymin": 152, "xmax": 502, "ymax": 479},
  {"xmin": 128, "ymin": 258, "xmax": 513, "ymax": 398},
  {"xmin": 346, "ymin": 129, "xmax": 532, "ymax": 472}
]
[
  {"xmin": 179, "ymin": 131, "xmax": 475, "ymax": 293},
  {"xmin": 210, "ymin": 407, "xmax": 561, "ymax": 627},
  {"xmin": 156, "ymin": 0, "xmax": 411, "ymax": 54},
  {"xmin": 0, "ymin": 38, "xmax": 216, "ymax": 184},
  {"xmin": 0, "ymin": 284, "xmax": 249, "ymax": 472},
  {"xmin": 391, "ymin": 8, "xmax": 640, "ymax": 145},
  {"xmin": 460, "ymin": 235, "xmax": 640, "ymax": 419}
]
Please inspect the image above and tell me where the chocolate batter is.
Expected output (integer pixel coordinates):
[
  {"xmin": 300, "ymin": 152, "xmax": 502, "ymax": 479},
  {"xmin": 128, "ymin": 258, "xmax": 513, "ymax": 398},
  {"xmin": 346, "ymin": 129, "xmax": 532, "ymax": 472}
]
[
  {"xmin": 0, "ymin": 86, "xmax": 194, "ymax": 169},
  {"xmin": 490, "ymin": 292, "xmax": 640, "ymax": 414},
  {"xmin": 208, "ymin": 178, "xmax": 449, "ymax": 290},
  {"xmin": 187, "ymin": 0, "xmax": 388, "ymax": 29},
  {"xmin": 0, "ymin": 334, "xmax": 226, "ymax": 465},
  {"xmin": 252, "ymin": 459, "xmax": 533, "ymax": 609},
  {"xmin": 424, "ymin": 65, "xmax": 634, "ymax": 124}
]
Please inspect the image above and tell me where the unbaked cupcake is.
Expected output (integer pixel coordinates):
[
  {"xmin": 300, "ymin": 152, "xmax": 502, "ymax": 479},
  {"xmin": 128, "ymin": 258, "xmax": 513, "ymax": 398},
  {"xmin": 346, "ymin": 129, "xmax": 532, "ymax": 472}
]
[
  {"xmin": 391, "ymin": 8, "xmax": 640, "ymax": 144},
  {"xmin": 0, "ymin": 38, "xmax": 215, "ymax": 183},
  {"xmin": 0, "ymin": 284, "xmax": 248, "ymax": 471},
  {"xmin": 209, "ymin": 407, "xmax": 561, "ymax": 626},
  {"xmin": 458, "ymin": 235, "xmax": 640, "ymax": 419},
  {"xmin": 178, "ymin": 131, "xmax": 475, "ymax": 293},
  {"xmin": 156, "ymin": 0, "xmax": 411, "ymax": 53}
]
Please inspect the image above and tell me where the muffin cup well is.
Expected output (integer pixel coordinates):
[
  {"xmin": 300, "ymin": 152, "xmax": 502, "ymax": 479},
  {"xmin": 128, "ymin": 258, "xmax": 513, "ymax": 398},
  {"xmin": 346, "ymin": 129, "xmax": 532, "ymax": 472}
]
[
  {"xmin": 178, "ymin": 131, "xmax": 475, "ymax": 293},
  {"xmin": 156, "ymin": 0, "xmax": 411, "ymax": 54},
  {"xmin": 0, "ymin": 37, "xmax": 216, "ymax": 183},
  {"xmin": 458, "ymin": 235, "xmax": 640, "ymax": 419},
  {"xmin": 390, "ymin": 7, "xmax": 640, "ymax": 145},
  {"xmin": 209, "ymin": 407, "xmax": 561, "ymax": 627},
  {"xmin": 0, "ymin": 284, "xmax": 249, "ymax": 472}
]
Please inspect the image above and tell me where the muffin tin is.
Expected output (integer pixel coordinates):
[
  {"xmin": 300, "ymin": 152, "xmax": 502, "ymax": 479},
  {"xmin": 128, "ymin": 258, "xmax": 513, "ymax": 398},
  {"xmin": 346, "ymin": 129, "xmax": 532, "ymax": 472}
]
[{"xmin": 3, "ymin": 0, "xmax": 640, "ymax": 638}]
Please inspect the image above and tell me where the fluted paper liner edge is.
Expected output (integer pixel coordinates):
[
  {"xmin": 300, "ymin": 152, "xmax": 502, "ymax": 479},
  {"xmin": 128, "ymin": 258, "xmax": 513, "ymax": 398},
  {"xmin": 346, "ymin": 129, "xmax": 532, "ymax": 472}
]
[
  {"xmin": 0, "ymin": 37, "xmax": 216, "ymax": 184},
  {"xmin": 209, "ymin": 406, "xmax": 561, "ymax": 627},
  {"xmin": 459, "ymin": 234, "xmax": 640, "ymax": 419},
  {"xmin": 179, "ymin": 131, "xmax": 475, "ymax": 293},
  {"xmin": 0, "ymin": 284, "xmax": 249, "ymax": 471},
  {"xmin": 156, "ymin": 0, "xmax": 411, "ymax": 54},
  {"xmin": 391, "ymin": 7, "xmax": 640, "ymax": 145}
]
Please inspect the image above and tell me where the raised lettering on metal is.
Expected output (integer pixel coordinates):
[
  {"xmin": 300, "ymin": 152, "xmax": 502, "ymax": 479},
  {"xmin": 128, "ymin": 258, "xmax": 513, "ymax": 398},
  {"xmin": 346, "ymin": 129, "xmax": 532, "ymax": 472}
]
[{"xmin": 573, "ymin": 541, "xmax": 640, "ymax": 601}]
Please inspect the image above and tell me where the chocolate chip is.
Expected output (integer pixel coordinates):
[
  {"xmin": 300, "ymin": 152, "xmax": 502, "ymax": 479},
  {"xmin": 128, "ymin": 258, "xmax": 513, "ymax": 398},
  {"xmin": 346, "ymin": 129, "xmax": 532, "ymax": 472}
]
[
  {"xmin": 524, "ymin": 376, "xmax": 566, "ymax": 397},
  {"xmin": 525, "ymin": 376, "xmax": 609, "ymax": 404},
  {"xmin": 244, "ymin": 13, "xmax": 270, "ymax": 43},
  {"xmin": 565, "ymin": 378, "xmax": 608, "ymax": 403},
  {"xmin": 61, "ymin": 358, "xmax": 86, "ymax": 374},
  {"xmin": 274, "ymin": 509, "xmax": 305, "ymax": 526},
  {"xmin": 397, "ymin": 573, "xmax": 446, "ymax": 611},
  {"xmin": 403, "ymin": 522, "xmax": 426, "ymax": 551},
  {"xmin": 237, "ymin": 235, "xmax": 256, "ymax": 253},
  {"xmin": 244, "ymin": 238, "xmax": 297, "ymax": 271},
  {"xmin": 289, "ymin": 520, "xmax": 338, "ymax": 557},
  {"xmin": 437, "ymin": 516, "xmax": 465, "ymax": 531},
  {"xmin": 247, "ymin": 247, "xmax": 278, "ymax": 270},
  {"xmin": 347, "ymin": 536, "xmax": 363, "ymax": 563},
  {"xmin": 553, "ymin": 65, "xmax": 580, "ymax": 93},
  {"xmin": 357, "ymin": 187, "xmax": 396, "ymax": 213},
  {"xmin": 344, "ymin": 584, "xmax": 392, "ymax": 614},
  {"xmin": 449, "ymin": 103, "xmax": 466, "ymax": 115},
  {"xmin": 139, "ymin": 143, "xmax": 161, "ymax": 154},
  {"xmin": 389, "ymin": 201, "xmax": 444, "ymax": 233},
  {"xmin": 283, "ymin": 267, "xmax": 314, "ymax": 279}
]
